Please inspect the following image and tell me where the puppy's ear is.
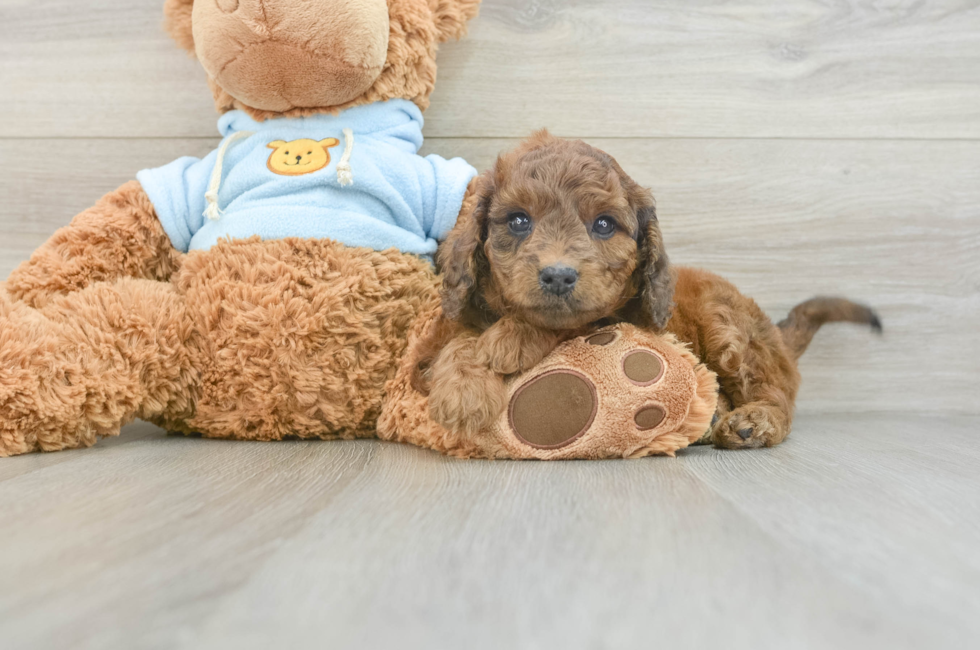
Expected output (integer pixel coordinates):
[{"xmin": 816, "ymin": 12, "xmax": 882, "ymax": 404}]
[
  {"xmin": 619, "ymin": 185, "xmax": 675, "ymax": 330},
  {"xmin": 437, "ymin": 172, "xmax": 493, "ymax": 323}
]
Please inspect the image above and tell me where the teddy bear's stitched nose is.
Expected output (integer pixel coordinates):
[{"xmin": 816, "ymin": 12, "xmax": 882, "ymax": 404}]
[{"xmin": 192, "ymin": 0, "xmax": 390, "ymax": 112}]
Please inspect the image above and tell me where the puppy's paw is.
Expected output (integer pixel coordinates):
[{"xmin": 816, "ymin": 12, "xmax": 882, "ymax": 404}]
[
  {"xmin": 711, "ymin": 403, "xmax": 785, "ymax": 449},
  {"xmin": 476, "ymin": 321, "xmax": 558, "ymax": 376},
  {"xmin": 483, "ymin": 343, "xmax": 549, "ymax": 376},
  {"xmin": 429, "ymin": 371, "xmax": 508, "ymax": 436}
]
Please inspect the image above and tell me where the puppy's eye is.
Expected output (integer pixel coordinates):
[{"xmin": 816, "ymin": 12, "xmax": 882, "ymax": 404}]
[
  {"xmin": 507, "ymin": 212, "xmax": 533, "ymax": 235},
  {"xmin": 592, "ymin": 216, "xmax": 617, "ymax": 239}
]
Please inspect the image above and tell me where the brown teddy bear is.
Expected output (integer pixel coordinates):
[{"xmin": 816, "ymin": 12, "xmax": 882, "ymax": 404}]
[{"xmin": 0, "ymin": 0, "xmax": 717, "ymax": 459}]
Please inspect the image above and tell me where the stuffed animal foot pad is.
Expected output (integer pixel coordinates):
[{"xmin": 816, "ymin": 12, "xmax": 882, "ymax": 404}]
[
  {"xmin": 380, "ymin": 322, "xmax": 719, "ymax": 460},
  {"xmin": 489, "ymin": 325, "xmax": 718, "ymax": 459}
]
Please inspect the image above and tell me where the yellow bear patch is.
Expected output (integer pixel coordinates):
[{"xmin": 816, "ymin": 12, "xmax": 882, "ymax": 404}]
[{"xmin": 266, "ymin": 138, "xmax": 340, "ymax": 176}]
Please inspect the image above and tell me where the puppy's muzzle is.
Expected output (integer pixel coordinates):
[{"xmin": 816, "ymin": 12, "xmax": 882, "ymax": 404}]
[{"xmin": 539, "ymin": 265, "xmax": 579, "ymax": 297}]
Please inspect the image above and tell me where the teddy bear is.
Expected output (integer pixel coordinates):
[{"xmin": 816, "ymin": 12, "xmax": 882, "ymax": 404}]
[{"xmin": 0, "ymin": 0, "xmax": 717, "ymax": 459}]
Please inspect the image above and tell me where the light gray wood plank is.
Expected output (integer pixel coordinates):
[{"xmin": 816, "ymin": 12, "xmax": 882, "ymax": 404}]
[
  {"xmin": 0, "ymin": 0, "xmax": 217, "ymax": 139},
  {"xmin": 0, "ymin": 415, "xmax": 977, "ymax": 649},
  {"xmin": 2, "ymin": 0, "xmax": 979, "ymax": 139},
  {"xmin": 2, "ymin": 137, "xmax": 976, "ymax": 415},
  {"xmin": 680, "ymin": 412, "xmax": 980, "ymax": 648},
  {"xmin": 176, "ymin": 439, "xmax": 946, "ymax": 650},
  {"xmin": 0, "ymin": 432, "xmax": 381, "ymax": 650}
]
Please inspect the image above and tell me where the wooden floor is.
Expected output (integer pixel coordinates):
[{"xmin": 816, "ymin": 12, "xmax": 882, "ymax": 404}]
[{"xmin": 1, "ymin": 1, "xmax": 978, "ymax": 648}]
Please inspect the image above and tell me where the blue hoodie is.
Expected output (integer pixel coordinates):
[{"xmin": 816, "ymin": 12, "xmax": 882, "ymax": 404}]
[{"xmin": 136, "ymin": 100, "xmax": 477, "ymax": 258}]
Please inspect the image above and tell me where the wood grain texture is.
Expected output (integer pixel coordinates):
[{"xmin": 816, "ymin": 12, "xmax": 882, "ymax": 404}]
[
  {"xmin": 2, "ymin": 0, "xmax": 980, "ymax": 138},
  {"xmin": 0, "ymin": 415, "xmax": 977, "ymax": 649},
  {"xmin": 3, "ymin": 137, "xmax": 976, "ymax": 415}
]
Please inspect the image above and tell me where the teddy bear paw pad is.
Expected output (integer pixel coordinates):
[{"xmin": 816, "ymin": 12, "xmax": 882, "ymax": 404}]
[
  {"xmin": 585, "ymin": 331, "xmax": 617, "ymax": 346},
  {"xmin": 622, "ymin": 350, "xmax": 664, "ymax": 385},
  {"xmin": 634, "ymin": 405, "xmax": 666, "ymax": 430},
  {"xmin": 508, "ymin": 370, "xmax": 597, "ymax": 449}
]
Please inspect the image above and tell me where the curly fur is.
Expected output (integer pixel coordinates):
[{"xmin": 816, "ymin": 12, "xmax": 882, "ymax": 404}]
[
  {"xmin": 439, "ymin": 131, "xmax": 672, "ymax": 332},
  {"xmin": 667, "ymin": 267, "xmax": 879, "ymax": 448}
]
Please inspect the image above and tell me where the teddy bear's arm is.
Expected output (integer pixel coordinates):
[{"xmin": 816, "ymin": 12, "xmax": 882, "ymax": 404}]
[{"xmin": 5, "ymin": 181, "xmax": 182, "ymax": 309}]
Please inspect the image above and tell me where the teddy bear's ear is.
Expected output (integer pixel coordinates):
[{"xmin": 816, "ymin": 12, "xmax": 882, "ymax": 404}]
[
  {"xmin": 430, "ymin": 0, "xmax": 482, "ymax": 43},
  {"xmin": 268, "ymin": 141, "xmax": 287, "ymax": 150},
  {"xmin": 319, "ymin": 138, "xmax": 340, "ymax": 149},
  {"xmin": 164, "ymin": 0, "xmax": 196, "ymax": 54}
]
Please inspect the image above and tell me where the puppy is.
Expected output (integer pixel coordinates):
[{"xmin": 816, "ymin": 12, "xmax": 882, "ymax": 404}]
[
  {"xmin": 415, "ymin": 131, "xmax": 673, "ymax": 436},
  {"xmin": 419, "ymin": 131, "xmax": 880, "ymax": 448}
]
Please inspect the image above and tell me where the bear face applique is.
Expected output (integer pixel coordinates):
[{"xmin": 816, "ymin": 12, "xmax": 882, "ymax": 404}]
[{"xmin": 266, "ymin": 138, "xmax": 340, "ymax": 176}]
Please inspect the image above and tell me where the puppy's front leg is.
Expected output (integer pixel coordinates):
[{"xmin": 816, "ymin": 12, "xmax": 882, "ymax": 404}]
[
  {"xmin": 428, "ymin": 333, "xmax": 508, "ymax": 435},
  {"xmin": 475, "ymin": 317, "xmax": 561, "ymax": 376},
  {"xmin": 428, "ymin": 319, "xmax": 561, "ymax": 435}
]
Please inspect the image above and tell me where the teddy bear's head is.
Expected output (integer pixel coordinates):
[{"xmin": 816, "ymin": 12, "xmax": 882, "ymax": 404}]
[{"xmin": 163, "ymin": 0, "xmax": 480, "ymax": 120}]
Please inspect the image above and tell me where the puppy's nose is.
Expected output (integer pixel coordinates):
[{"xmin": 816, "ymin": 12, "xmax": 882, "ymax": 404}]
[{"xmin": 539, "ymin": 265, "xmax": 579, "ymax": 296}]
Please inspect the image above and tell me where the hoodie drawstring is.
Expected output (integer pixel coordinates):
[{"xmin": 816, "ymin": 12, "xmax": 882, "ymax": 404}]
[
  {"xmin": 204, "ymin": 130, "xmax": 254, "ymax": 221},
  {"xmin": 336, "ymin": 128, "xmax": 355, "ymax": 187}
]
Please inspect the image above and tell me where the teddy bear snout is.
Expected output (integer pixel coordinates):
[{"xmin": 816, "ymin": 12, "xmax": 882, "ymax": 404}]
[{"xmin": 192, "ymin": 0, "xmax": 390, "ymax": 112}]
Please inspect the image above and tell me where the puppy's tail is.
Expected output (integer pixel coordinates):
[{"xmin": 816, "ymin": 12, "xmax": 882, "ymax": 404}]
[{"xmin": 777, "ymin": 297, "xmax": 882, "ymax": 361}]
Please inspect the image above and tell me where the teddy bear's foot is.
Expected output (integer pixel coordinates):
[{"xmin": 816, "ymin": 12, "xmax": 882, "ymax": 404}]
[
  {"xmin": 486, "ymin": 325, "xmax": 718, "ymax": 460},
  {"xmin": 0, "ymin": 279, "xmax": 197, "ymax": 456},
  {"xmin": 710, "ymin": 402, "xmax": 790, "ymax": 449}
]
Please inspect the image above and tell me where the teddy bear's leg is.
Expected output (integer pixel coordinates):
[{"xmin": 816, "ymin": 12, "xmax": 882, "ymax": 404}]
[
  {"xmin": 5, "ymin": 182, "xmax": 182, "ymax": 309},
  {"xmin": 0, "ymin": 278, "xmax": 197, "ymax": 456}
]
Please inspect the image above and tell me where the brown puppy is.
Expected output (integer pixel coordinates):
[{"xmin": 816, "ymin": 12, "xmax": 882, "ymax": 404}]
[
  {"xmin": 420, "ymin": 132, "xmax": 880, "ymax": 448},
  {"xmin": 416, "ymin": 131, "xmax": 673, "ymax": 436}
]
